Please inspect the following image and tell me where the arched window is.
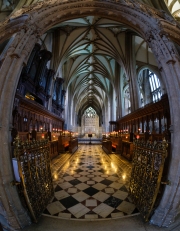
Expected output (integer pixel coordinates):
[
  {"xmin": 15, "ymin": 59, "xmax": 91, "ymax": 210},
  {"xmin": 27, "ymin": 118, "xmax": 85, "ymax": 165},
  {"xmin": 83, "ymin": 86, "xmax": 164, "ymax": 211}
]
[
  {"xmin": 149, "ymin": 71, "xmax": 162, "ymax": 102},
  {"xmin": 85, "ymin": 107, "xmax": 96, "ymax": 118},
  {"xmin": 140, "ymin": 92, "xmax": 144, "ymax": 107},
  {"xmin": 124, "ymin": 86, "xmax": 131, "ymax": 115},
  {"xmin": 138, "ymin": 69, "xmax": 162, "ymax": 106},
  {"xmin": 83, "ymin": 107, "xmax": 99, "ymax": 134},
  {"xmin": 138, "ymin": 71, "xmax": 144, "ymax": 107}
]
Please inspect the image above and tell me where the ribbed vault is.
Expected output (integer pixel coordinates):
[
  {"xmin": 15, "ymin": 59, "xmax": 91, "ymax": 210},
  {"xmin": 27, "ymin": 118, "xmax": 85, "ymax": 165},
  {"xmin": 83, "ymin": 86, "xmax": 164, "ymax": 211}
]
[
  {"xmin": 44, "ymin": 15, "xmax": 163, "ymax": 121},
  {"xmin": 48, "ymin": 17, "xmax": 128, "ymax": 117}
]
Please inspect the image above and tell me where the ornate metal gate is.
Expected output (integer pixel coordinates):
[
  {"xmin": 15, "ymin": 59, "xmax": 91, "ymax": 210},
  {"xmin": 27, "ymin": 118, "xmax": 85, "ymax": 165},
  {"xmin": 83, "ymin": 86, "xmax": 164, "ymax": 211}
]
[
  {"xmin": 129, "ymin": 139, "xmax": 168, "ymax": 221},
  {"xmin": 13, "ymin": 137, "xmax": 54, "ymax": 222}
]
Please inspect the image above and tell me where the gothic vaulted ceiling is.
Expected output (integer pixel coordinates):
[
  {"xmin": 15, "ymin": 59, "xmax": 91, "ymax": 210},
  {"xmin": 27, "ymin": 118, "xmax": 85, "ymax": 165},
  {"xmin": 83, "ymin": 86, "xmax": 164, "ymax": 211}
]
[
  {"xmin": 48, "ymin": 17, "xmax": 130, "ymax": 115},
  {"xmin": 45, "ymin": 15, "xmax": 159, "ymax": 116},
  {"xmin": 0, "ymin": 0, "xmax": 179, "ymax": 116}
]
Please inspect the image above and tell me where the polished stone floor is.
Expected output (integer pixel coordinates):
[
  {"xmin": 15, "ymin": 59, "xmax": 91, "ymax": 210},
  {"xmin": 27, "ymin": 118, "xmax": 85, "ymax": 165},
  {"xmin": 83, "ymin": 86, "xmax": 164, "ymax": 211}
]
[
  {"xmin": 23, "ymin": 144, "xmax": 180, "ymax": 231},
  {"xmin": 43, "ymin": 144, "xmax": 138, "ymax": 220}
]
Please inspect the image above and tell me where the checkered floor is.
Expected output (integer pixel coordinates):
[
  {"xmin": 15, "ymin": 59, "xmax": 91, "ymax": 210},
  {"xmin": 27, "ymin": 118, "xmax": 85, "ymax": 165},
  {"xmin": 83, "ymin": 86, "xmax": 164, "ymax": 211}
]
[{"xmin": 43, "ymin": 145, "xmax": 139, "ymax": 220}]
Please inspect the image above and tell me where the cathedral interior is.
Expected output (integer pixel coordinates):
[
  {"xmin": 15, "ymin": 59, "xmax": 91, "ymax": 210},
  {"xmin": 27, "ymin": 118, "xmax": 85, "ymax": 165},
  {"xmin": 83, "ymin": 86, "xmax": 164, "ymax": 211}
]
[{"xmin": 1, "ymin": 0, "xmax": 180, "ymax": 230}]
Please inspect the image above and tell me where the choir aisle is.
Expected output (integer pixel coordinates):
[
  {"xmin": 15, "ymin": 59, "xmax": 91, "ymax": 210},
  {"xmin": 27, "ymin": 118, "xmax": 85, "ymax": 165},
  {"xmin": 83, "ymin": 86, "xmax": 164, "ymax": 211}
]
[
  {"xmin": 23, "ymin": 144, "xmax": 180, "ymax": 231},
  {"xmin": 43, "ymin": 144, "xmax": 138, "ymax": 219}
]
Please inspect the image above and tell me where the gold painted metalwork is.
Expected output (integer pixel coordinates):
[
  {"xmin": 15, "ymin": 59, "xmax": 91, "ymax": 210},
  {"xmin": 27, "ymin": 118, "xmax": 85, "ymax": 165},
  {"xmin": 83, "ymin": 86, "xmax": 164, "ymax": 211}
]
[
  {"xmin": 129, "ymin": 138, "xmax": 168, "ymax": 222},
  {"xmin": 13, "ymin": 137, "xmax": 54, "ymax": 222}
]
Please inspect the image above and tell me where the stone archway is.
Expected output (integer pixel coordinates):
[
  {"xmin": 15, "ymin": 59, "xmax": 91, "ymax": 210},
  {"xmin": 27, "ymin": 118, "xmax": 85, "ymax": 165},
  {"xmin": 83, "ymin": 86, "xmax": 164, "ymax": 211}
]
[{"xmin": 1, "ymin": 0, "xmax": 180, "ymax": 229}]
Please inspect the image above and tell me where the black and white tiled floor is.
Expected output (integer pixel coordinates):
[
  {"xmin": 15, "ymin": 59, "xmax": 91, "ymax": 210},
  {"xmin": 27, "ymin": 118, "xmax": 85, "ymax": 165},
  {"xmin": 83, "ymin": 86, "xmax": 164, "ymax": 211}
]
[{"xmin": 43, "ymin": 145, "xmax": 139, "ymax": 220}]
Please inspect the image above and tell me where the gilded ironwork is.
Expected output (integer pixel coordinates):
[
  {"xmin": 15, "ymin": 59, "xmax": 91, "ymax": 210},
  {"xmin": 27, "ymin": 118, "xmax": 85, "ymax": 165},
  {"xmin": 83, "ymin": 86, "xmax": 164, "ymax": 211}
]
[
  {"xmin": 129, "ymin": 139, "xmax": 168, "ymax": 221},
  {"xmin": 13, "ymin": 137, "xmax": 54, "ymax": 222}
]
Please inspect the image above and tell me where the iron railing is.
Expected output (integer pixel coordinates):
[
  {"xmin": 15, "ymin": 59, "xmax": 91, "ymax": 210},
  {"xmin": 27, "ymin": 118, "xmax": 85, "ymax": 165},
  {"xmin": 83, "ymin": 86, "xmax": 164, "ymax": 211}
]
[{"xmin": 13, "ymin": 137, "xmax": 54, "ymax": 222}]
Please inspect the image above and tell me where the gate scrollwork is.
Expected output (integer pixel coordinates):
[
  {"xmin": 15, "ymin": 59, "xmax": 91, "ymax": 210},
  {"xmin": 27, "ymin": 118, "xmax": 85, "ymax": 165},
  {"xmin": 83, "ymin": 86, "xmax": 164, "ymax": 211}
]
[
  {"xmin": 129, "ymin": 139, "xmax": 168, "ymax": 221},
  {"xmin": 13, "ymin": 136, "xmax": 54, "ymax": 222}
]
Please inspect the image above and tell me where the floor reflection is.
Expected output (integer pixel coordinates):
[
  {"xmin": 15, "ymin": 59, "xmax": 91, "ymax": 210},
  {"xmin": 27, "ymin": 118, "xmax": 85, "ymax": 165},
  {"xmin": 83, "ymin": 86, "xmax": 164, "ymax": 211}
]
[{"xmin": 44, "ymin": 144, "xmax": 139, "ymax": 219}]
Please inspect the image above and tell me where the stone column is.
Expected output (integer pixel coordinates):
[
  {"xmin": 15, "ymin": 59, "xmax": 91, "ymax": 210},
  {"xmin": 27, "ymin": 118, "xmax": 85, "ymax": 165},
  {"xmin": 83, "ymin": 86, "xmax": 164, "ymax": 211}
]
[
  {"xmin": 148, "ymin": 33, "xmax": 180, "ymax": 227},
  {"xmin": 109, "ymin": 83, "xmax": 114, "ymax": 121},
  {"xmin": 0, "ymin": 27, "xmax": 37, "ymax": 230},
  {"xmin": 125, "ymin": 32, "xmax": 140, "ymax": 111},
  {"xmin": 115, "ymin": 62, "xmax": 122, "ymax": 119}
]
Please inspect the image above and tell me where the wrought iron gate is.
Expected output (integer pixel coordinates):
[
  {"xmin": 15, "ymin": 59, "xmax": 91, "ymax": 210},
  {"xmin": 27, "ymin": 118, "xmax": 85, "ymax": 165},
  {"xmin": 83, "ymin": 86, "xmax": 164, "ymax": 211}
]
[
  {"xmin": 129, "ymin": 139, "xmax": 168, "ymax": 221},
  {"xmin": 13, "ymin": 137, "xmax": 54, "ymax": 222}
]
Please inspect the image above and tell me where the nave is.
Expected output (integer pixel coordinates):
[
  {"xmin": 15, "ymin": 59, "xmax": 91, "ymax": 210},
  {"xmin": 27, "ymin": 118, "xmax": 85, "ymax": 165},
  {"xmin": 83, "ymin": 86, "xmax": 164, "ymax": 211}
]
[{"xmin": 43, "ymin": 145, "xmax": 138, "ymax": 220}]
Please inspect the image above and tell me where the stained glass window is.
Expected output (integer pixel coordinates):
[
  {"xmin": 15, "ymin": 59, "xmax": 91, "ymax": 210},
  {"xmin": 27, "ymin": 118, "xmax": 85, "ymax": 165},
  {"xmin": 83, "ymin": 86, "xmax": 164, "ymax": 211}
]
[{"xmin": 85, "ymin": 107, "xmax": 96, "ymax": 118}]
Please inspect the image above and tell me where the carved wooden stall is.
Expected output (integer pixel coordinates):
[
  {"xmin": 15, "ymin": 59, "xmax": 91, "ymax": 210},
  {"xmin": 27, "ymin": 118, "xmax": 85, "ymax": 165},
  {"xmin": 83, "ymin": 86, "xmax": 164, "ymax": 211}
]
[
  {"xmin": 69, "ymin": 138, "xmax": 78, "ymax": 153},
  {"xmin": 102, "ymin": 133, "xmax": 132, "ymax": 157},
  {"xmin": 102, "ymin": 94, "xmax": 170, "ymax": 161},
  {"xmin": 11, "ymin": 42, "xmax": 67, "ymax": 159},
  {"xmin": 122, "ymin": 141, "xmax": 134, "ymax": 161},
  {"xmin": 12, "ymin": 93, "xmax": 65, "ymax": 159},
  {"xmin": 12, "ymin": 94, "xmax": 64, "ymax": 138},
  {"xmin": 58, "ymin": 131, "xmax": 78, "ymax": 154},
  {"xmin": 117, "ymin": 94, "xmax": 170, "ymax": 140},
  {"xmin": 12, "ymin": 43, "xmax": 65, "ymax": 144},
  {"xmin": 102, "ymin": 139, "xmax": 112, "ymax": 154},
  {"xmin": 50, "ymin": 141, "xmax": 59, "ymax": 159}
]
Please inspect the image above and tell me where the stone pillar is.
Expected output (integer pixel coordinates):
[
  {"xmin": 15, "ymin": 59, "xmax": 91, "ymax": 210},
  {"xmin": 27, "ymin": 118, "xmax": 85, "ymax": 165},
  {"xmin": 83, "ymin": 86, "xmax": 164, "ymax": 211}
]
[
  {"xmin": 125, "ymin": 32, "xmax": 140, "ymax": 111},
  {"xmin": 115, "ymin": 62, "xmax": 122, "ymax": 119},
  {"xmin": 0, "ymin": 27, "xmax": 36, "ymax": 230}
]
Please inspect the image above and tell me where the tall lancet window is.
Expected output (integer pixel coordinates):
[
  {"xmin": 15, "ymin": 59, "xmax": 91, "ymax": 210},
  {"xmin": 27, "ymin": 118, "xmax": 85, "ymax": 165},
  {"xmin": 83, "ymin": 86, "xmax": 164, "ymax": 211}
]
[
  {"xmin": 138, "ymin": 69, "xmax": 162, "ymax": 106},
  {"xmin": 149, "ymin": 71, "xmax": 162, "ymax": 102},
  {"xmin": 84, "ymin": 107, "xmax": 98, "ymax": 134},
  {"xmin": 124, "ymin": 86, "xmax": 131, "ymax": 115},
  {"xmin": 85, "ymin": 107, "xmax": 96, "ymax": 118}
]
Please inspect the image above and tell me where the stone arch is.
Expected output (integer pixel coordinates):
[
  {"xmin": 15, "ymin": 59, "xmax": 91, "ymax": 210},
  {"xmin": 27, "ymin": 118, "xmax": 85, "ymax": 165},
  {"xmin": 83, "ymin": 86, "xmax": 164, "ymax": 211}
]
[{"xmin": 1, "ymin": 0, "xmax": 180, "ymax": 229}]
